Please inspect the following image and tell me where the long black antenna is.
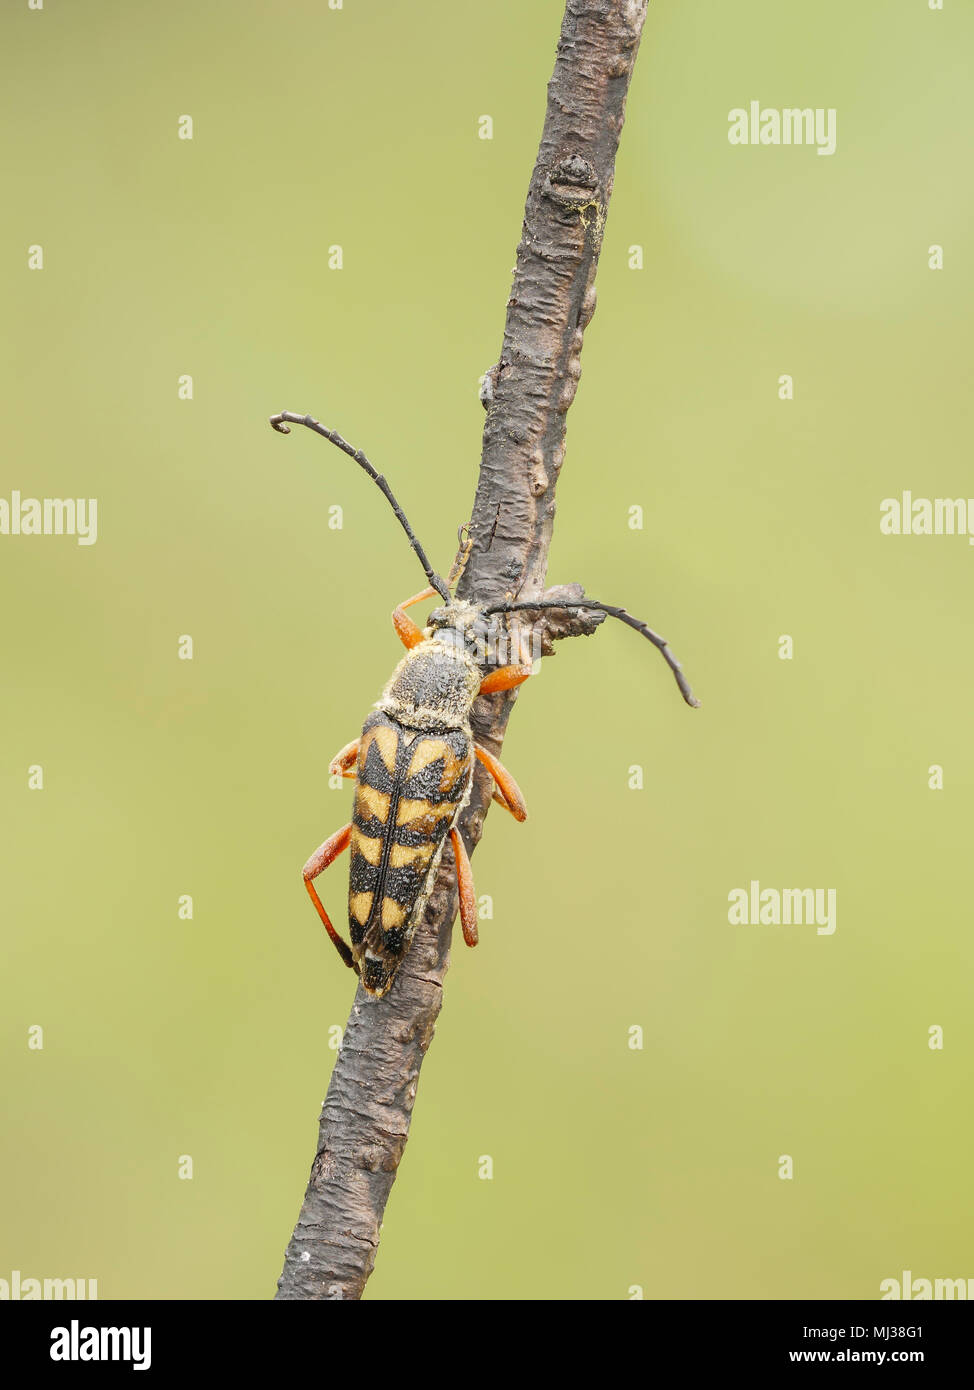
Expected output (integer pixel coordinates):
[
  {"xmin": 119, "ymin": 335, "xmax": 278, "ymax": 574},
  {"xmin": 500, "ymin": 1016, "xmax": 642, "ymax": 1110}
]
[
  {"xmin": 270, "ymin": 411, "xmax": 451, "ymax": 601},
  {"xmin": 483, "ymin": 597, "xmax": 701, "ymax": 708}
]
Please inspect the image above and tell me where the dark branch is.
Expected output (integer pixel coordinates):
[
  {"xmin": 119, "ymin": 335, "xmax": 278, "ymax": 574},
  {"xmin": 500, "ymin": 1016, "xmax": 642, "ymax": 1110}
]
[{"xmin": 275, "ymin": 0, "xmax": 659, "ymax": 1301}]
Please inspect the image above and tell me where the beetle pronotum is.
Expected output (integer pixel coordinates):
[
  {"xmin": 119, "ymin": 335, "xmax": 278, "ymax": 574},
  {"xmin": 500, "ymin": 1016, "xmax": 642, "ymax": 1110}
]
[{"xmin": 270, "ymin": 410, "xmax": 698, "ymax": 997}]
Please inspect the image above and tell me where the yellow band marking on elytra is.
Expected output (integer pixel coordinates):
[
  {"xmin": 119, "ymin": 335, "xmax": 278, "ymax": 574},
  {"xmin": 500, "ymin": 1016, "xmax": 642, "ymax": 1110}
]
[
  {"xmin": 350, "ymin": 827, "xmax": 382, "ymax": 865},
  {"xmin": 349, "ymin": 891, "xmax": 374, "ymax": 925},
  {"xmin": 364, "ymin": 724, "xmax": 399, "ymax": 775},
  {"xmin": 388, "ymin": 841, "xmax": 435, "ymax": 870},
  {"xmin": 437, "ymin": 750, "xmax": 468, "ymax": 796},
  {"xmin": 356, "ymin": 784, "xmax": 391, "ymax": 823},
  {"xmin": 395, "ymin": 798, "xmax": 450, "ymax": 835},
  {"xmin": 406, "ymin": 739, "xmax": 449, "ymax": 779},
  {"xmin": 381, "ymin": 898, "xmax": 407, "ymax": 930}
]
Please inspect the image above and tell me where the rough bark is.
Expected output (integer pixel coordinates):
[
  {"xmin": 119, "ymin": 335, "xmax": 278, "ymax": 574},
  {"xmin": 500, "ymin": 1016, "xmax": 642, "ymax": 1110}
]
[{"xmin": 275, "ymin": 0, "xmax": 650, "ymax": 1301}]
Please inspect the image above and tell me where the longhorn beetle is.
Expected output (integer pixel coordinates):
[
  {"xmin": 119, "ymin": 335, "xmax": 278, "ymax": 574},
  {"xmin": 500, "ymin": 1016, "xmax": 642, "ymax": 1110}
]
[{"xmin": 270, "ymin": 410, "xmax": 699, "ymax": 998}]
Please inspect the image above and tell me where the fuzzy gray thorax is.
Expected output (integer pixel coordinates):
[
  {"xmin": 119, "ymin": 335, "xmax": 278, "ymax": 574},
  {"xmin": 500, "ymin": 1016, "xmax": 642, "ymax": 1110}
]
[{"xmin": 376, "ymin": 637, "xmax": 482, "ymax": 733}]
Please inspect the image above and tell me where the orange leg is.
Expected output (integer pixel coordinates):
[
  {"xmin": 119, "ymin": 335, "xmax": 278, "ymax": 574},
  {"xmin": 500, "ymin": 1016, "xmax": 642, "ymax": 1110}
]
[
  {"xmin": 393, "ymin": 586, "xmax": 438, "ymax": 650},
  {"xmin": 302, "ymin": 824, "xmax": 356, "ymax": 971},
  {"xmin": 450, "ymin": 827, "xmax": 479, "ymax": 948},
  {"xmin": 474, "ymin": 745, "xmax": 528, "ymax": 822},
  {"xmin": 328, "ymin": 738, "xmax": 360, "ymax": 780},
  {"xmin": 478, "ymin": 662, "xmax": 532, "ymax": 695}
]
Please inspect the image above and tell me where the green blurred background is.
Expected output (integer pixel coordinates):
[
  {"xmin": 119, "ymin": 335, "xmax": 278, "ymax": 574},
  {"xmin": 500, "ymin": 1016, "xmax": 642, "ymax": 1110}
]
[{"xmin": 2, "ymin": 0, "xmax": 971, "ymax": 1300}]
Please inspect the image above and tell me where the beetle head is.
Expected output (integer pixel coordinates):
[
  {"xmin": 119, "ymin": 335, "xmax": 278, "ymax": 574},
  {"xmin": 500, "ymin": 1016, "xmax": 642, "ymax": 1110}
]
[{"xmin": 425, "ymin": 599, "xmax": 514, "ymax": 672}]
